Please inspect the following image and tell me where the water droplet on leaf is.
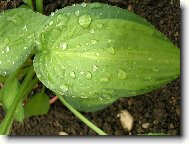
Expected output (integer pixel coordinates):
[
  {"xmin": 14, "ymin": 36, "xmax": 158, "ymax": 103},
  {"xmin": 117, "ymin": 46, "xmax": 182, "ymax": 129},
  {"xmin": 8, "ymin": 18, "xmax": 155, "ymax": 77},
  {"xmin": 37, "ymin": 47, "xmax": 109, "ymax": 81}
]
[
  {"xmin": 49, "ymin": 21, "xmax": 54, "ymax": 25},
  {"xmin": 75, "ymin": 11, "xmax": 80, "ymax": 16},
  {"xmin": 118, "ymin": 69, "xmax": 127, "ymax": 80},
  {"xmin": 100, "ymin": 77, "xmax": 109, "ymax": 83},
  {"xmin": 108, "ymin": 47, "xmax": 115, "ymax": 54},
  {"xmin": 86, "ymin": 72, "xmax": 92, "ymax": 79},
  {"xmin": 91, "ymin": 39, "xmax": 97, "ymax": 44},
  {"xmin": 5, "ymin": 47, "xmax": 10, "ymax": 52},
  {"xmin": 37, "ymin": 74, "xmax": 41, "ymax": 78},
  {"xmin": 92, "ymin": 65, "xmax": 98, "ymax": 71},
  {"xmin": 60, "ymin": 42, "xmax": 67, "ymax": 50},
  {"xmin": 60, "ymin": 84, "xmax": 69, "ymax": 92},
  {"xmin": 96, "ymin": 23, "xmax": 103, "ymax": 28},
  {"xmin": 81, "ymin": 3, "xmax": 87, "ymax": 7},
  {"xmin": 79, "ymin": 14, "xmax": 92, "ymax": 28},
  {"xmin": 70, "ymin": 71, "xmax": 76, "ymax": 79},
  {"xmin": 90, "ymin": 29, "xmax": 95, "ymax": 33}
]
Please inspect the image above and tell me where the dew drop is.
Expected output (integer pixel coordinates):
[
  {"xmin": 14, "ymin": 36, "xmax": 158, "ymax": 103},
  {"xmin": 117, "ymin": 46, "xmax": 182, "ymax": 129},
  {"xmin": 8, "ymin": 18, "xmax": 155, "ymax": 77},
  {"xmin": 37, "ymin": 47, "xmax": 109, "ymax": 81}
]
[
  {"xmin": 51, "ymin": 12, "xmax": 55, "ymax": 16},
  {"xmin": 23, "ymin": 25, "xmax": 27, "ymax": 31},
  {"xmin": 60, "ymin": 84, "xmax": 69, "ymax": 92},
  {"xmin": 5, "ymin": 47, "xmax": 10, "ymax": 52},
  {"xmin": 3, "ymin": 71, "xmax": 7, "ymax": 76},
  {"xmin": 70, "ymin": 71, "xmax": 76, "ymax": 79},
  {"xmin": 100, "ymin": 77, "xmax": 109, "ymax": 83},
  {"xmin": 60, "ymin": 42, "xmax": 67, "ymax": 50},
  {"xmin": 75, "ymin": 11, "xmax": 80, "ymax": 16},
  {"xmin": 80, "ymin": 71, "xmax": 85, "ymax": 75},
  {"xmin": 96, "ymin": 23, "xmax": 103, "ymax": 28},
  {"xmin": 49, "ymin": 21, "xmax": 54, "ymax": 25},
  {"xmin": 79, "ymin": 14, "xmax": 92, "ymax": 28},
  {"xmin": 86, "ymin": 72, "xmax": 92, "ymax": 79},
  {"xmin": 76, "ymin": 43, "xmax": 81, "ymax": 48},
  {"xmin": 108, "ymin": 47, "xmax": 115, "ymax": 54},
  {"xmin": 91, "ymin": 39, "xmax": 97, "ymax": 45},
  {"xmin": 37, "ymin": 74, "xmax": 41, "ymax": 78},
  {"xmin": 90, "ymin": 29, "xmax": 95, "ymax": 33},
  {"xmin": 148, "ymin": 57, "xmax": 152, "ymax": 61},
  {"xmin": 107, "ymin": 39, "xmax": 112, "ymax": 43},
  {"xmin": 81, "ymin": 3, "xmax": 87, "ymax": 7},
  {"xmin": 118, "ymin": 69, "xmax": 127, "ymax": 80},
  {"xmin": 4, "ymin": 38, "xmax": 9, "ymax": 44},
  {"xmin": 92, "ymin": 65, "xmax": 98, "ymax": 71}
]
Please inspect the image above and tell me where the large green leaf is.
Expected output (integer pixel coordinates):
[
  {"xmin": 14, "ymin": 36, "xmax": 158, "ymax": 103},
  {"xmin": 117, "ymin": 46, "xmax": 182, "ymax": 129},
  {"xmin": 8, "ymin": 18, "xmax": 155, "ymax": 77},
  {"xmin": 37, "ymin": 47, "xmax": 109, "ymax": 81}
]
[
  {"xmin": 34, "ymin": 3, "xmax": 180, "ymax": 112},
  {"xmin": 1, "ymin": 77, "xmax": 24, "ymax": 122},
  {"xmin": 24, "ymin": 93, "xmax": 50, "ymax": 118},
  {"xmin": 0, "ymin": 8, "xmax": 47, "ymax": 76}
]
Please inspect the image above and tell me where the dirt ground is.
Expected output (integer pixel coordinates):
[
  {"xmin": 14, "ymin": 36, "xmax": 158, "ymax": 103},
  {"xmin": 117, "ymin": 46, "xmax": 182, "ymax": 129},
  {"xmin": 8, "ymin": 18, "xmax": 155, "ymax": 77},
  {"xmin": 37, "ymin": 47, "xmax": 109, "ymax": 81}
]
[{"xmin": 0, "ymin": 0, "xmax": 180, "ymax": 135}]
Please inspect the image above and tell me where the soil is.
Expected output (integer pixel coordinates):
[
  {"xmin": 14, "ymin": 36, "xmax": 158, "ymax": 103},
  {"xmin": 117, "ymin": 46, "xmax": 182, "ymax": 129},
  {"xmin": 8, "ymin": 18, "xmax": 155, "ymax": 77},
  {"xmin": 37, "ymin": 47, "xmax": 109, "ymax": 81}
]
[{"xmin": 0, "ymin": 0, "xmax": 180, "ymax": 135}]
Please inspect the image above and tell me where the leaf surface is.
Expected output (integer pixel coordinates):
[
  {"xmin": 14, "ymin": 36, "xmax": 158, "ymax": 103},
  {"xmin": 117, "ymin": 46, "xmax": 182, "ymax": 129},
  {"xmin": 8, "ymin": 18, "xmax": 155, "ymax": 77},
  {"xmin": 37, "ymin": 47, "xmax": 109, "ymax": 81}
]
[
  {"xmin": 34, "ymin": 3, "xmax": 180, "ymax": 112},
  {"xmin": 2, "ymin": 77, "xmax": 24, "ymax": 122},
  {"xmin": 24, "ymin": 93, "xmax": 50, "ymax": 117},
  {"xmin": 0, "ymin": 8, "xmax": 47, "ymax": 76}
]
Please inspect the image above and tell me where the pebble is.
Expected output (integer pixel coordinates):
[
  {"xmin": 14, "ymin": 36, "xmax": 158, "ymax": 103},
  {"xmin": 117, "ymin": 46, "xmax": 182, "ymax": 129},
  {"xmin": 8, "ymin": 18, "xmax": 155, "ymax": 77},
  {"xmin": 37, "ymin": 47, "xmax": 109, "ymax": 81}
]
[
  {"xmin": 142, "ymin": 122, "xmax": 150, "ymax": 129},
  {"xmin": 117, "ymin": 110, "xmax": 134, "ymax": 131},
  {"xmin": 170, "ymin": 123, "xmax": 174, "ymax": 129},
  {"xmin": 59, "ymin": 131, "xmax": 69, "ymax": 135}
]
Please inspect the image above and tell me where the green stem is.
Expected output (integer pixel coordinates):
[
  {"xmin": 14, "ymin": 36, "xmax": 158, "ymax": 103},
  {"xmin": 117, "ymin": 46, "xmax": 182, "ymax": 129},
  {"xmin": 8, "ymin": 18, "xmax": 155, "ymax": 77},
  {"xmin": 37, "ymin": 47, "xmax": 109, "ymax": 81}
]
[
  {"xmin": 36, "ymin": 0, "xmax": 43, "ymax": 13},
  {"xmin": 58, "ymin": 96, "xmax": 108, "ymax": 135},
  {"xmin": 22, "ymin": 77, "xmax": 39, "ymax": 100},
  {"xmin": 0, "ymin": 66, "xmax": 36, "ymax": 135}
]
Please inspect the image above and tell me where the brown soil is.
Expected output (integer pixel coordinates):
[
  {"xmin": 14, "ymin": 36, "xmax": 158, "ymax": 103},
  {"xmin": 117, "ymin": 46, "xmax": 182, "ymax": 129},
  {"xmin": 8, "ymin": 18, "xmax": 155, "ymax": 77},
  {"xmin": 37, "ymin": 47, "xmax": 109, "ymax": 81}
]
[{"xmin": 0, "ymin": 0, "xmax": 180, "ymax": 135}]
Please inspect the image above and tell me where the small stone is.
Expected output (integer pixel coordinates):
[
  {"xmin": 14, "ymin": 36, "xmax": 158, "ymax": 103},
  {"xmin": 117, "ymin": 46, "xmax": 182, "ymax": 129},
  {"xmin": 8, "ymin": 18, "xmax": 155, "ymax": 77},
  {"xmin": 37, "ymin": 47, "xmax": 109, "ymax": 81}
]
[
  {"xmin": 142, "ymin": 122, "xmax": 150, "ymax": 129},
  {"xmin": 59, "ymin": 131, "xmax": 69, "ymax": 135},
  {"xmin": 170, "ymin": 123, "xmax": 174, "ymax": 129},
  {"xmin": 117, "ymin": 110, "xmax": 134, "ymax": 131}
]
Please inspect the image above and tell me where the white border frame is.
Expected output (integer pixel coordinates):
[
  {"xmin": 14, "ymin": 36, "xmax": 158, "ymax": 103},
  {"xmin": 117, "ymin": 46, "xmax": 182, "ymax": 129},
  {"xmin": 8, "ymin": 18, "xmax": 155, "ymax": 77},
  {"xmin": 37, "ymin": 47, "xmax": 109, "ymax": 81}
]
[{"xmin": 0, "ymin": 1, "xmax": 188, "ymax": 144}]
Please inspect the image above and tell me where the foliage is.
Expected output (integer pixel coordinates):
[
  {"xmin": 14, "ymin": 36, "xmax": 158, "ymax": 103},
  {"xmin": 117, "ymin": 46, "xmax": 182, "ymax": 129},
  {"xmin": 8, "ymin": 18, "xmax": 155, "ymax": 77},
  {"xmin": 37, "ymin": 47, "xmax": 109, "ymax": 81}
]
[{"xmin": 0, "ymin": 3, "xmax": 180, "ymax": 135}]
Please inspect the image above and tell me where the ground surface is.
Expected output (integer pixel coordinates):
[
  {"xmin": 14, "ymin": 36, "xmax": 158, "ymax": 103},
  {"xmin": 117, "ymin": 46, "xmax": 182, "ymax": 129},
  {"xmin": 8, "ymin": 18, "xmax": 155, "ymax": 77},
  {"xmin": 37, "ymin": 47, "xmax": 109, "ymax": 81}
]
[{"xmin": 0, "ymin": 0, "xmax": 180, "ymax": 135}]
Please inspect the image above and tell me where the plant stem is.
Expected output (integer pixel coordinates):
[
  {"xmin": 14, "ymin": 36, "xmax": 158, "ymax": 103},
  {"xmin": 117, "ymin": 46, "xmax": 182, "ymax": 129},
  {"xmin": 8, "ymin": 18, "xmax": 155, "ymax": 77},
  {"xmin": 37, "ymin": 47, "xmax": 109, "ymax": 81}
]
[
  {"xmin": 58, "ymin": 96, "xmax": 108, "ymax": 135},
  {"xmin": 50, "ymin": 96, "xmax": 58, "ymax": 104},
  {"xmin": 0, "ymin": 66, "xmax": 36, "ymax": 135},
  {"xmin": 36, "ymin": 0, "xmax": 43, "ymax": 13}
]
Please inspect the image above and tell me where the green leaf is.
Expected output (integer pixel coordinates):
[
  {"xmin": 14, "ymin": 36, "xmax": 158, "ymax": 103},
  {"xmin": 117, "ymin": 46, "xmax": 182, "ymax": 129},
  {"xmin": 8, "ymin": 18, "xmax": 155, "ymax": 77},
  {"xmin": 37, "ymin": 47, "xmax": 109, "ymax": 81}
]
[
  {"xmin": 22, "ymin": 0, "xmax": 33, "ymax": 9},
  {"xmin": 24, "ymin": 93, "xmax": 50, "ymax": 117},
  {"xmin": 34, "ymin": 3, "xmax": 180, "ymax": 112},
  {"xmin": 2, "ymin": 77, "xmax": 24, "ymax": 122},
  {"xmin": 0, "ymin": 88, "xmax": 3, "ymax": 103},
  {"xmin": 0, "ymin": 8, "xmax": 48, "ymax": 76}
]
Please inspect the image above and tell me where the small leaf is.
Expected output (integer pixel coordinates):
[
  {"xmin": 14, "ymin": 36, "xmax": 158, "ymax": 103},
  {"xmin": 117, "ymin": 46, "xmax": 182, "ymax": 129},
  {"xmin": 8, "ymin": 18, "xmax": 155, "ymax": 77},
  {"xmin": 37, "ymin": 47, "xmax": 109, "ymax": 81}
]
[
  {"xmin": 34, "ymin": 3, "xmax": 180, "ymax": 112},
  {"xmin": 0, "ymin": 8, "xmax": 48, "ymax": 76},
  {"xmin": 24, "ymin": 93, "xmax": 50, "ymax": 118},
  {"xmin": 22, "ymin": 0, "xmax": 33, "ymax": 9},
  {"xmin": 2, "ymin": 77, "xmax": 24, "ymax": 122},
  {"xmin": 0, "ymin": 88, "xmax": 3, "ymax": 103}
]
